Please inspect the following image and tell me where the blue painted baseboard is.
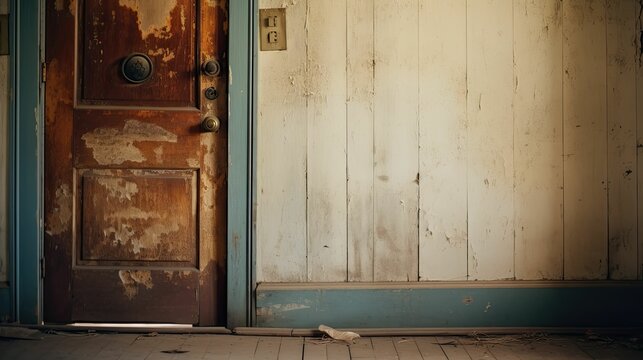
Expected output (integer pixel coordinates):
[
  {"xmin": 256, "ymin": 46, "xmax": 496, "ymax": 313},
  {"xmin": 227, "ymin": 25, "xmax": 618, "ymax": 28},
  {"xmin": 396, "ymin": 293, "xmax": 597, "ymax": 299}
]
[{"xmin": 256, "ymin": 282, "xmax": 643, "ymax": 328}]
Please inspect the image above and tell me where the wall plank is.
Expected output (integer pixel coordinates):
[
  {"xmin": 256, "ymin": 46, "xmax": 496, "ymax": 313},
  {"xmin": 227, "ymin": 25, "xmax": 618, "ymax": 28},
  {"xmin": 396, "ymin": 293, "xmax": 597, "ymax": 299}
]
[
  {"xmin": 418, "ymin": 0, "xmax": 467, "ymax": 281},
  {"xmin": 563, "ymin": 0, "xmax": 608, "ymax": 280},
  {"xmin": 607, "ymin": 0, "xmax": 638, "ymax": 280},
  {"xmin": 306, "ymin": 0, "xmax": 348, "ymax": 281},
  {"xmin": 513, "ymin": 0, "xmax": 564, "ymax": 280},
  {"xmin": 347, "ymin": 0, "xmax": 375, "ymax": 282},
  {"xmin": 467, "ymin": 0, "xmax": 514, "ymax": 280},
  {"xmin": 373, "ymin": 0, "xmax": 419, "ymax": 281},
  {"xmin": 256, "ymin": 0, "xmax": 308, "ymax": 282}
]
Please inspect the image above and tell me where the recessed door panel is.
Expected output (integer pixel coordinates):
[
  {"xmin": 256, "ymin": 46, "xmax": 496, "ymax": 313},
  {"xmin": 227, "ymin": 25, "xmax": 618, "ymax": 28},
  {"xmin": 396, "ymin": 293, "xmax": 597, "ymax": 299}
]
[
  {"xmin": 79, "ymin": 170, "xmax": 198, "ymax": 265},
  {"xmin": 79, "ymin": 0, "xmax": 197, "ymax": 107}
]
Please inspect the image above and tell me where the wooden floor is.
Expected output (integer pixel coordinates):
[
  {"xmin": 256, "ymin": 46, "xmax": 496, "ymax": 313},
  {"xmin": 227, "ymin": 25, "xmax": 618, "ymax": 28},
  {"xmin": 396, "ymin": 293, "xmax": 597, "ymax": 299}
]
[{"xmin": 1, "ymin": 332, "xmax": 642, "ymax": 359}]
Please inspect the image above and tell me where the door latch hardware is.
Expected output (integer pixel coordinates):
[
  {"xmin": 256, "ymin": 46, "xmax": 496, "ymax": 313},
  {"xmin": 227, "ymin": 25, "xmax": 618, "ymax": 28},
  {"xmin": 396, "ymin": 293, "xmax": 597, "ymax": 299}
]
[
  {"xmin": 204, "ymin": 87, "xmax": 218, "ymax": 100},
  {"xmin": 201, "ymin": 116, "xmax": 221, "ymax": 133},
  {"xmin": 202, "ymin": 60, "xmax": 221, "ymax": 77},
  {"xmin": 121, "ymin": 53, "xmax": 154, "ymax": 84}
]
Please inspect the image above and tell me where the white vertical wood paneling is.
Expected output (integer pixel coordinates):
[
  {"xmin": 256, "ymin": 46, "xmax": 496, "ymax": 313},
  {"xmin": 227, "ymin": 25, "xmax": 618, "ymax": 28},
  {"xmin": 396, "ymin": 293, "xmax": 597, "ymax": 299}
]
[
  {"xmin": 347, "ymin": 0, "xmax": 375, "ymax": 282},
  {"xmin": 563, "ymin": 0, "xmax": 608, "ymax": 280},
  {"xmin": 256, "ymin": 0, "xmax": 639, "ymax": 283},
  {"xmin": 306, "ymin": 0, "xmax": 348, "ymax": 282},
  {"xmin": 607, "ymin": 0, "xmax": 638, "ymax": 280},
  {"xmin": 256, "ymin": 0, "xmax": 308, "ymax": 282},
  {"xmin": 373, "ymin": 0, "xmax": 419, "ymax": 281},
  {"xmin": 467, "ymin": 0, "xmax": 514, "ymax": 280},
  {"xmin": 0, "ymin": 0, "xmax": 9, "ymax": 283},
  {"xmin": 418, "ymin": 0, "xmax": 467, "ymax": 281},
  {"xmin": 513, "ymin": 0, "xmax": 564, "ymax": 280}
]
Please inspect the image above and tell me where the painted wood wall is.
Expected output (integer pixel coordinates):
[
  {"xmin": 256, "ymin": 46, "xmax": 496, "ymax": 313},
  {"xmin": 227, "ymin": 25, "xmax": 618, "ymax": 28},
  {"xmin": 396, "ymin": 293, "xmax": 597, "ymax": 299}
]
[
  {"xmin": 0, "ymin": 0, "xmax": 9, "ymax": 283},
  {"xmin": 257, "ymin": 0, "xmax": 643, "ymax": 282}
]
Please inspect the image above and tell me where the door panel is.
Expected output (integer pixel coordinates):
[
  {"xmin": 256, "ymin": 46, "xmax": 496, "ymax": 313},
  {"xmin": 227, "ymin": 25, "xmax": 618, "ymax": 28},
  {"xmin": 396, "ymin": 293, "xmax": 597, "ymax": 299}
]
[
  {"xmin": 78, "ymin": 169, "xmax": 198, "ymax": 265},
  {"xmin": 44, "ymin": 0, "xmax": 228, "ymax": 325},
  {"xmin": 79, "ymin": 0, "xmax": 197, "ymax": 106},
  {"xmin": 72, "ymin": 269, "xmax": 199, "ymax": 323}
]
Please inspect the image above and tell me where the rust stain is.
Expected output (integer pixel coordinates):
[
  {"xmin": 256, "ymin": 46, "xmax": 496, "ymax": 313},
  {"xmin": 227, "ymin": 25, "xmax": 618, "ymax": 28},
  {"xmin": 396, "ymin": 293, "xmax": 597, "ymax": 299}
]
[
  {"xmin": 97, "ymin": 177, "xmax": 139, "ymax": 201},
  {"xmin": 81, "ymin": 119, "xmax": 177, "ymax": 165},
  {"xmin": 118, "ymin": 0, "xmax": 178, "ymax": 39},
  {"xmin": 118, "ymin": 270, "xmax": 154, "ymax": 300},
  {"xmin": 54, "ymin": 0, "xmax": 64, "ymax": 11},
  {"xmin": 46, "ymin": 184, "xmax": 72, "ymax": 236}
]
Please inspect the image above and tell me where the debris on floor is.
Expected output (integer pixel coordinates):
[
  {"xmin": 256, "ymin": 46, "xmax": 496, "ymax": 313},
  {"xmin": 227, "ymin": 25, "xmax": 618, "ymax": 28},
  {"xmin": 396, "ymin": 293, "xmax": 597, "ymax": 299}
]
[
  {"xmin": 318, "ymin": 324, "xmax": 360, "ymax": 344},
  {"xmin": 160, "ymin": 349, "xmax": 189, "ymax": 354}
]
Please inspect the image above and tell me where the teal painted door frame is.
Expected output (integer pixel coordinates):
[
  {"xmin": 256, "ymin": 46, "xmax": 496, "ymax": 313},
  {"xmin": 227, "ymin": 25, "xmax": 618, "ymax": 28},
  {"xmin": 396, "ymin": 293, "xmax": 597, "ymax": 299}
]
[
  {"xmin": 227, "ymin": 0, "xmax": 257, "ymax": 328},
  {"xmin": 4, "ymin": 0, "xmax": 256, "ymax": 327},
  {"xmin": 2, "ymin": 0, "xmax": 43, "ymax": 324}
]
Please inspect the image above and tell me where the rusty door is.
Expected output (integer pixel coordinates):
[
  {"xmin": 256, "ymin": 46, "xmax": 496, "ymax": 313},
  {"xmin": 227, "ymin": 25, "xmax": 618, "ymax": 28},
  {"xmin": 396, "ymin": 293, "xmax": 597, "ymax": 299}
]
[{"xmin": 44, "ymin": 0, "xmax": 228, "ymax": 325}]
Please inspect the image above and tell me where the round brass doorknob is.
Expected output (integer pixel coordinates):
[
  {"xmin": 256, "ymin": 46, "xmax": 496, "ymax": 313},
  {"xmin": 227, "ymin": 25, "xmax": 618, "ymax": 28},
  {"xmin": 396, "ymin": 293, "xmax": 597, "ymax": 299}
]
[
  {"xmin": 201, "ymin": 116, "xmax": 221, "ymax": 132},
  {"xmin": 202, "ymin": 59, "xmax": 221, "ymax": 77}
]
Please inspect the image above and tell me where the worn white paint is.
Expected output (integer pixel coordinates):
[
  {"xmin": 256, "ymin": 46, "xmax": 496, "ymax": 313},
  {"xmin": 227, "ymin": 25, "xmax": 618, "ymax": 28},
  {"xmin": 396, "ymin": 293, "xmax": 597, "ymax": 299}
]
[
  {"xmin": 0, "ymin": 0, "xmax": 7, "ymax": 283},
  {"xmin": 607, "ymin": 0, "xmax": 638, "ymax": 280},
  {"xmin": 373, "ymin": 0, "xmax": 419, "ymax": 281},
  {"xmin": 306, "ymin": 0, "xmax": 347, "ymax": 282},
  {"xmin": 347, "ymin": 0, "xmax": 374, "ymax": 282},
  {"xmin": 513, "ymin": 0, "xmax": 563, "ymax": 280},
  {"xmin": 466, "ymin": 0, "xmax": 514, "ymax": 280},
  {"xmin": 256, "ymin": 0, "xmax": 307, "ymax": 282},
  {"xmin": 256, "ymin": 0, "xmax": 642, "ymax": 283},
  {"xmin": 418, "ymin": 0, "xmax": 467, "ymax": 281},
  {"xmin": 118, "ymin": 270, "xmax": 154, "ymax": 300},
  {"xmin": 118, "ymin": 0, "xmax": 178, "ymax": 39},
  {"xmin": 81, "ymin": 120, "xmax": 177, "ymax": 165},
  {"xmin": 563, "ymin": 0, "xmax": 608, "ymax": 280}
]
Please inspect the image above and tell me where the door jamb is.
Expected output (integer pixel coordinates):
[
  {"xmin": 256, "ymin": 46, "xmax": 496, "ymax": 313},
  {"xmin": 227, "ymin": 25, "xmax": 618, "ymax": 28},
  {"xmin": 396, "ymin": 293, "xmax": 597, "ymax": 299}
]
[
  {"xmin": 6, "ymin": 0, "xmax": 44, "ymax": 324},
  {"xmin": 227, "ymin": 0, "xmax": 257, "ymax": 329}
]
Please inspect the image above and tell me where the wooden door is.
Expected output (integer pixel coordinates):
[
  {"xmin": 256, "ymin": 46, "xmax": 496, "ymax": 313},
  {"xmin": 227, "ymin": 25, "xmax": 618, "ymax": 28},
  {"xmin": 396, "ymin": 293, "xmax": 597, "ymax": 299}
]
[{"xmin": 44, "ymin": 0, "xmax": 228, "ymax": 325}]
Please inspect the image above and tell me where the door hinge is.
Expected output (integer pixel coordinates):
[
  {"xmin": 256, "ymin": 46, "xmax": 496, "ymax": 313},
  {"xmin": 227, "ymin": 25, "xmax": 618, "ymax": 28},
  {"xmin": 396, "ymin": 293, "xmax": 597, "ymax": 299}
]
[
  {"xmin": 40, "ymin": 257, "xmax": 45, "ymax": 279},
  {"xmin": 41, "ymin": 62, "xmax": 47, "ymax": 83}
]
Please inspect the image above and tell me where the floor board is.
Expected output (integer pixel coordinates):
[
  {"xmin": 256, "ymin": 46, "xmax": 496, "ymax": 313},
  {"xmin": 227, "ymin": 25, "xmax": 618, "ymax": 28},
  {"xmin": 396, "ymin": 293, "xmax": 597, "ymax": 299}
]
[{"xmin": 0, "ymin": 332, "xmax": 641, "ymax": 359}]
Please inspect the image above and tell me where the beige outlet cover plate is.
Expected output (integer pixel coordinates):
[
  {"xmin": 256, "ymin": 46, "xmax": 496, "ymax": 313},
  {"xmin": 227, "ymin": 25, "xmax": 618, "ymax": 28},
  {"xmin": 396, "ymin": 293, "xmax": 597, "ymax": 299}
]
[{"xmin": 259, "ymin": 8, "xmax": 287, "ymax": 51}]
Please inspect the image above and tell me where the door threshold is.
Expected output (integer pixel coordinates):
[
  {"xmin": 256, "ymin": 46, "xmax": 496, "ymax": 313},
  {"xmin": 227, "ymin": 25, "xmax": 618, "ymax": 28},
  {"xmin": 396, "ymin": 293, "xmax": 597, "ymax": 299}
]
[
  {"xmin": 7, "ymin": 323, "xmax": 232, "ymax": 334},
  {"xmin": 71, "ymin": 323, "xmax": 193, "ymax": 328}
]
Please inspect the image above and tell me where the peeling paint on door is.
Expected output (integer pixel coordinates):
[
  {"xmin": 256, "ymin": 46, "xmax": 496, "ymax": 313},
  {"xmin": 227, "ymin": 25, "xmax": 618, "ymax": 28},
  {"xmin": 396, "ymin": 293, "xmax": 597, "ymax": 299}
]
[
  {"xmin": 46, "ymin": 184, "xmax": 72, "ymax": 236},
  {"xmin": 97, "ymin": 177, "xmax": 139, "ymax": 201},
  {"xmin": 118, "ymin": 270, "xmax": 154, "ymax": 300},
  {"xmin": 118, "ymin": 0, "xmax": 178, "ymax": 39},
  {"xmin": 81, "ymin": 119, "xmax": 177, "ymax": 165}
]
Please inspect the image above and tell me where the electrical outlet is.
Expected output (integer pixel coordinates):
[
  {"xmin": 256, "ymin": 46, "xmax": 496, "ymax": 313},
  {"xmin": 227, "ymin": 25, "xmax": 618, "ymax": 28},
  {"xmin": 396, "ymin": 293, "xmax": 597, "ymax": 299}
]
[{"xmin": 259, "ymin": 8, "xmax": 286, "ymax": 51}]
